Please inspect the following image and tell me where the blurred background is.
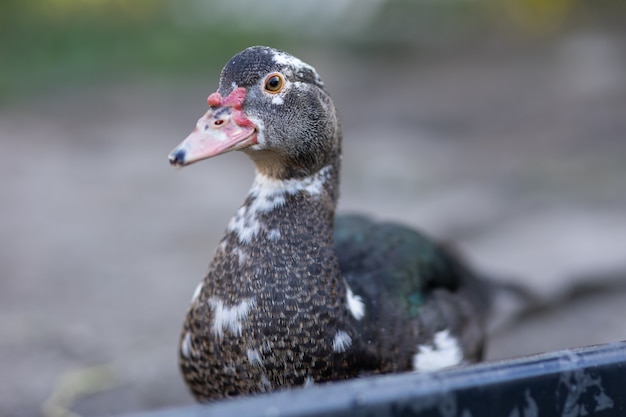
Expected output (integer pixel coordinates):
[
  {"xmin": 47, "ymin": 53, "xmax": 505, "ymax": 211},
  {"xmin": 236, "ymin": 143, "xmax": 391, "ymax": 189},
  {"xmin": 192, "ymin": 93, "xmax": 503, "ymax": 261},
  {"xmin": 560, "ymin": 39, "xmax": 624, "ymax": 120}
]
[{"xmin": 1, "ymin": 0, "xmax": 626, "ymax": 416}]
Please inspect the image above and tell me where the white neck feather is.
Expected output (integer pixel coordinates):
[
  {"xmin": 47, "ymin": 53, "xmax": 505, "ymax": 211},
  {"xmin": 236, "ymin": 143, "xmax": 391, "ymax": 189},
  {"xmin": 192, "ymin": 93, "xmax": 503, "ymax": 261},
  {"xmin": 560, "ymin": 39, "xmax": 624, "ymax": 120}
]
[{"xmin": 226, "ymin": 165, "xmax": 333, "ymax": 244}]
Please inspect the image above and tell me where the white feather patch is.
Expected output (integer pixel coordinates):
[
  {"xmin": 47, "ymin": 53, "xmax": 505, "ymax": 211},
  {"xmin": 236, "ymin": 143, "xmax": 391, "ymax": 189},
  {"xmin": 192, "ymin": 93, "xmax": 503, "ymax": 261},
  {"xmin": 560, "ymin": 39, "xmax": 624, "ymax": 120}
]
[
  {"xmin": 267, "ymin": 228, "xmax": 281, "ymax": 241},
  {"xmin": 227, "ymin": 205, "xmax": 259, "ymax": 245},
  {"xmin": 272, "ymin": 51, "xmax": 318, "ymax": 76},
  {"xmin": 227, "ymin": 165, "xmax": 332, "ymax": 244},
  {"xmin": 253, "ymin": 164, "xmax": 331, "ymax": 197},
  {"xmin": 191, "ymin": 282, "xmax": 203, "ymax": 303},
  {"xmin": 332, "ymin": 330, "xmax": 352, "ymax": 353},
  {"xmin": 208, "ymin": 297, "xmax": 256, "ymax": 339},
  {"xmin": 271, "ymin": 51, "xmax": 324, "ymax": 87},
  {"xmin": 412, "ymin": 329, "xmax": 463, "ymax": 372},
  {"xmin": 246, "ymin": 348, "xmax": 263, "ymax": 367},
  {"xmin": 260, "ymin": 374, "xmax": 272, "ymax": 391},
  {"xmin": 247, "ymin": 116, "xmax": 266, "ymax": 147},
  {"xmin": 346, "ymin": 284, "xmax": 365, "ymax": 320},
  {"xmin": 234, "ymin": 247, "xmax": 248, "ymax": 266},
  {"xmin": 181, "ymin": 332, "xmax": 192, "ymax": 358}
]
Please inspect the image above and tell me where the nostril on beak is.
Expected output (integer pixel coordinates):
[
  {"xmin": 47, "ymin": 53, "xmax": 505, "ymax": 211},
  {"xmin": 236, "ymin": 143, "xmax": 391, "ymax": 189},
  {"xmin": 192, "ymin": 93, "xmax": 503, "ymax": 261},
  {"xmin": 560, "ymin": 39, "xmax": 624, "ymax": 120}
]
[
  {"xmin": 169, "ymin": 148, "xmax": 186, "ymax": 166},
  {"xmin": 203, "ymin": 119, "xmax": 225, "ymax": 131}
]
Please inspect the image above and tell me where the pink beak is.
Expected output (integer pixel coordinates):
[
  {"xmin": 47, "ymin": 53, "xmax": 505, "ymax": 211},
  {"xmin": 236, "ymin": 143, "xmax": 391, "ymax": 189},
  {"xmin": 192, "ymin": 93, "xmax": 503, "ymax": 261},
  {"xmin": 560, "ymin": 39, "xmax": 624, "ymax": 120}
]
[{"xmin": 169, "ymin": 88, "xmax": 257, "ymax": 167}]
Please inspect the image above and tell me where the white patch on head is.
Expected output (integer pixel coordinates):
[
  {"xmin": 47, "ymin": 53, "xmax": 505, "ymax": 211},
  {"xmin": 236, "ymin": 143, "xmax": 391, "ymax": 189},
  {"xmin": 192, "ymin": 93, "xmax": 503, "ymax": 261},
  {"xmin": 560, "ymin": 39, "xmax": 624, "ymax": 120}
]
[
  {"xmin": 346, "ymin": 284, "xmax": 365, "ymax": 320},
  {"xmin": 208, "ymin": 297, "xmax": 256, "ymax": 339},
  {"xmin": 247, "ymin": 115, "xmax": 266, "ymax": 147},
  {"xmin": 231, "ymin": 82, "xmax": 238, "ymax": 89},
  {"xmin": 181, "ymin": 332, "xmax": 192, "ymax": 359},
  {"xmin": 227, "ymin": 165, "xmax": 332, "ymax": 244},
  {"xmin": 332, "ymin": 330, "xmax": 352, "ymax": 353},
  {"xmin": 246, "ymin": 348, "xmax": 263, "ymax": 367},
  {"xmin": 271, "ymin": 95, "xmax": 284, "ymax": 105},
  {"xmin": 191, "ymin": 282, "xmax": 203, "ymax": 303},
  {"xmin": 412, "ymin": 329, "xmax": 463, "ymax": 372},
  {"xmin": 272, "ymin": 51, "xmax": 315, "ymax": 73},
  {"xmin": 304, "ymin": 376, "xmax": 315, "ymax": 388},
  {"xmin": 272, "ymin": 51, "xmax": 323, "ymax": 86},
  {"xmin": 267, "ymin": 228, "xmax": 281, "ymax": 241}
]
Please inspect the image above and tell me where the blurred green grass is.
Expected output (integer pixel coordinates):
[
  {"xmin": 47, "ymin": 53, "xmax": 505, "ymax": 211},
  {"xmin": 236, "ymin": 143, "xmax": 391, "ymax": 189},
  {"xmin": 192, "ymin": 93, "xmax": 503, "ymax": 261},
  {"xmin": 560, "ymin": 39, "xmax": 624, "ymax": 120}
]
[
  {"xmin": 0, "ymin": 0, "xmax": 624, "ymax": 103},
  {"xmin": 0, "ymin": 0, "xmax": 287, "ymax": 102}
]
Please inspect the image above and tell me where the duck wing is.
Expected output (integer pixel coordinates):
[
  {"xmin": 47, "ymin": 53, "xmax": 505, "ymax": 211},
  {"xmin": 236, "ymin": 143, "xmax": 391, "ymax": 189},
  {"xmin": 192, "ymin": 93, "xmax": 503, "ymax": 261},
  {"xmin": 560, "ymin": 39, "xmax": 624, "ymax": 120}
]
[{"xmin": 334, "ymin": 214, "xmax": 490, "ymax": 372}]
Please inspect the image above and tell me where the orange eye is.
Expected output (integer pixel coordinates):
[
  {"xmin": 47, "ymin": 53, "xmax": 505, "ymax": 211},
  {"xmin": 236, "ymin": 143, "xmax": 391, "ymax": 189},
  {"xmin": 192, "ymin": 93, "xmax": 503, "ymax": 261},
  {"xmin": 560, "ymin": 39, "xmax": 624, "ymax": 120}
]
[{"xmin": 264, "ymin": 73, "xmax": 284, "ymax": 94}]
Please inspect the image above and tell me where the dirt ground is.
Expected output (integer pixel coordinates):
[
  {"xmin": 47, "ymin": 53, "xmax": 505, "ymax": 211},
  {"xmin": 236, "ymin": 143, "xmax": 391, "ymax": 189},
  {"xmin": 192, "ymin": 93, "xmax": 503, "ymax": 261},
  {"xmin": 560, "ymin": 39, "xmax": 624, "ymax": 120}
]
[{"xmin": 2, "ymin": 30, "xmax": 626, "ymax": 417}]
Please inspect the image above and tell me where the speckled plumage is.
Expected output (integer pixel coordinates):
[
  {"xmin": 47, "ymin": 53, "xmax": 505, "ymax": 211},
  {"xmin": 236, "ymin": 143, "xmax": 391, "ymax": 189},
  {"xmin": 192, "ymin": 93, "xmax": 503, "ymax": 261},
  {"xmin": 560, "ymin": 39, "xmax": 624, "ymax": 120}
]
[{"xmin": 169, "ymin": 46, "xmax": 490, "ymax": 402}]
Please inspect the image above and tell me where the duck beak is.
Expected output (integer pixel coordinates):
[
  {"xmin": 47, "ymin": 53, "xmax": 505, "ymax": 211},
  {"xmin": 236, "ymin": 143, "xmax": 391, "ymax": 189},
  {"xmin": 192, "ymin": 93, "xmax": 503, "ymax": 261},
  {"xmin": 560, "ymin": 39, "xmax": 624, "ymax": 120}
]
[{"xmin": 168, "ymin": 88, "xmax": 257, "ymax": 167}]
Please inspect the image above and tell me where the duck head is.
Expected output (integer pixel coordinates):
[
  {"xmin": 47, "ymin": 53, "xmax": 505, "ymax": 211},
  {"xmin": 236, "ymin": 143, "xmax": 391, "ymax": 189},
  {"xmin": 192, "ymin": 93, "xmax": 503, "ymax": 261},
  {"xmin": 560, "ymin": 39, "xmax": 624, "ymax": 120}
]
[{"xmin": 169, "ymin": 46, "xmax": 341, "ymax": 179}]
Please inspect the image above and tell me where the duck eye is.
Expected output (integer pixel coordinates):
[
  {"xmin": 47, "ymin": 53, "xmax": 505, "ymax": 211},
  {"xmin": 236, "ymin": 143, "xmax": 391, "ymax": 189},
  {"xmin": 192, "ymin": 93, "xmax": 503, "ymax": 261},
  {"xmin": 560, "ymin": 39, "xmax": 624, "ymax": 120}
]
[{"xmin": 264, "ymin": 73, "xmax": 284, "ymax": 94}]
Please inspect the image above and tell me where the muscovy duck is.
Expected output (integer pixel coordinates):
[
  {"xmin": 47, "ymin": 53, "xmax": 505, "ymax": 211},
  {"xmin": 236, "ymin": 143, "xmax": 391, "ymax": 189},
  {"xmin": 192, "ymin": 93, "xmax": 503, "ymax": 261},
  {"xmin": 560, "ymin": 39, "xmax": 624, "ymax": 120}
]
[{"xmin": 168, "ymin": 46, "xmax": 490, "ymax": 401}]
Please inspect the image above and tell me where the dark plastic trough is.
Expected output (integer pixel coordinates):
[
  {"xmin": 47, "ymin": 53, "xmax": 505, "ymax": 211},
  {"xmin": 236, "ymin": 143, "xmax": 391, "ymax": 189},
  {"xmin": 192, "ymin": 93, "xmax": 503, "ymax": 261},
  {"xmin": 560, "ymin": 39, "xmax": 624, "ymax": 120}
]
[{"xmin": 123, "ymin": 341, "xmax": 626, "ymax": 417}]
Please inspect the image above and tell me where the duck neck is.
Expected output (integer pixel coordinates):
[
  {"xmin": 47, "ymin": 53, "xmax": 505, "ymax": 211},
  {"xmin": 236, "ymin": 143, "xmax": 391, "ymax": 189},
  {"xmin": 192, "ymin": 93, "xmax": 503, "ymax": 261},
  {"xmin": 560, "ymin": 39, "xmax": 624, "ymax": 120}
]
[
  {"xmin": 210, "ymin": 160, "xmax": 342, "ymax": 295},
  {"xmin": 228, "ymin": 160, "xmax": 339, "ymax": 244}
]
